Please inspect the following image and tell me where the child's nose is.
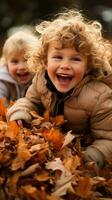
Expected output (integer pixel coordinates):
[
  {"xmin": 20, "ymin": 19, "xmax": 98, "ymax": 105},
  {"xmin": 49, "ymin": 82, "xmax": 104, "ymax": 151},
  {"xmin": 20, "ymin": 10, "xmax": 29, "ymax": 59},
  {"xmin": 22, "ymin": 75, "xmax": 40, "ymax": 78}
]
[
  {"xmin": 60, "ymin": 60, "xmax": 71, "ymax": 70},
  {"xmin": 18, "ymin": 62, "xmax": 27, "ymax": 70}
]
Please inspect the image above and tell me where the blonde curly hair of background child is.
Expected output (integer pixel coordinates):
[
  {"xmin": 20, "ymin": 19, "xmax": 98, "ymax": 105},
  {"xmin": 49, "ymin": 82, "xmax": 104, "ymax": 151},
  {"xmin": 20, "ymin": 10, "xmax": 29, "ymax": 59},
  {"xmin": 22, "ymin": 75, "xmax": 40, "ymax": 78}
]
[
  {"xmin": 0, "ymin": 28, "xmax": 38, "ymax": 66},
  {"xmin": 27, "ymin": 9, "xmax": 112, "ymax": 76}
]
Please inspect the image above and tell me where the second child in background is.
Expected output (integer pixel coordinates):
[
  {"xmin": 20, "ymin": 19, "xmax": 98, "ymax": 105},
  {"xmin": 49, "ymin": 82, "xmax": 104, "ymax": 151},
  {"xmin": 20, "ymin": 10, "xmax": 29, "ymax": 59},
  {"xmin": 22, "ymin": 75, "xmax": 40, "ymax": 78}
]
[{"xmin": 0, "ymin": 30, "xmax": 38, "ymax": 106}]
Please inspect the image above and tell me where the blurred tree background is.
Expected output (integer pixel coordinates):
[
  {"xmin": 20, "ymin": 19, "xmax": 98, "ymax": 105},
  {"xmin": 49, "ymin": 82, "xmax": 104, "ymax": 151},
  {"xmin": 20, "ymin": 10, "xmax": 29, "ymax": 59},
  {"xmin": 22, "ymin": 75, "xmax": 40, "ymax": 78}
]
[{"xmin": 0, "ymin": 0, "xmax": 112, "ymax": 55}]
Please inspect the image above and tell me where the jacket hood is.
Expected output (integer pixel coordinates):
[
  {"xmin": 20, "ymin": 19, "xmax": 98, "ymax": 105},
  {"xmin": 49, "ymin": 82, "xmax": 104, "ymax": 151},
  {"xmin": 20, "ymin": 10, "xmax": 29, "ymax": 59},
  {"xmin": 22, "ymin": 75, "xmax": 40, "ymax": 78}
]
[{"xmin": 0, "ymin": 66, "xmax": 17, "ymax": 84}]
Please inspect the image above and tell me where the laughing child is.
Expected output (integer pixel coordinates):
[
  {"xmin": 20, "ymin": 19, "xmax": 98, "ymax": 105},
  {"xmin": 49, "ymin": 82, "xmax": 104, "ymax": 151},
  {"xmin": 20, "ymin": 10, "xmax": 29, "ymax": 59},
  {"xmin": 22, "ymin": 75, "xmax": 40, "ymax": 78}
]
[
  {"xmin": 7, "ymin": 10, "xmax": 112, "ymax": 168},
  {"xmin": 0, "ymin": 30, "xmax": 38, "ymax": 106}
]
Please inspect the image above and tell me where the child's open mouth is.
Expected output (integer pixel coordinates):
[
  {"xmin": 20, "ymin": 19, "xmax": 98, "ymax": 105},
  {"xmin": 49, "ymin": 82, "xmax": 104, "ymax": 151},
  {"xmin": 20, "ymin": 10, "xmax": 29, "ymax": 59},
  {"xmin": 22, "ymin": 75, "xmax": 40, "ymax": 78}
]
[
  {"xmin": 16, "ymin": 72, "xmax": 31, "ymax": 84},
  {"xmin": 17, "ymin": 72, "xmax": 30, "ymax": 78},
  {"xmin": 56, "ymin": 73, "xmax": 73, "ymax": 84}
]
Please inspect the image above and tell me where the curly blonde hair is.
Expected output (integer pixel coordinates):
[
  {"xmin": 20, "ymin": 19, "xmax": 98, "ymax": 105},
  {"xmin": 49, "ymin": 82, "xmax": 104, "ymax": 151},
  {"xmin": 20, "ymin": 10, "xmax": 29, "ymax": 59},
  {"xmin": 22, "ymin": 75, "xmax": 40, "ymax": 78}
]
[{"xmin": 28, "ymin": 9, "xmax": 112, "ymax": 75}]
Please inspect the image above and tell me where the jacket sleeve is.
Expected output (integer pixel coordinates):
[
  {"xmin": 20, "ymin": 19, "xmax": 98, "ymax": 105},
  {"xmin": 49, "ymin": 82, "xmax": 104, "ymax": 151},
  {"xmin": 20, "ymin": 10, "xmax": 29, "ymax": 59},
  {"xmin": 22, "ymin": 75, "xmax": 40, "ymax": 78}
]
[
  {"xmin": 7, "ymin": 74, "xmax": 43, "ymax": 122},
  {"xmin": 89, "ymin": 88, "xmax": 112, "ymax": 161}
]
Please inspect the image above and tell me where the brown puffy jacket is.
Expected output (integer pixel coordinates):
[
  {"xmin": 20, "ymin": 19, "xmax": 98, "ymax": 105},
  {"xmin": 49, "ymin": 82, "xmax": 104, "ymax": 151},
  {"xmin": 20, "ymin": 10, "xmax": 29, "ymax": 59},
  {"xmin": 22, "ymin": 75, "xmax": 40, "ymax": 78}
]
[{"xmin": 7, "ymin": 69, "xmax": 112, "ymax": 166}]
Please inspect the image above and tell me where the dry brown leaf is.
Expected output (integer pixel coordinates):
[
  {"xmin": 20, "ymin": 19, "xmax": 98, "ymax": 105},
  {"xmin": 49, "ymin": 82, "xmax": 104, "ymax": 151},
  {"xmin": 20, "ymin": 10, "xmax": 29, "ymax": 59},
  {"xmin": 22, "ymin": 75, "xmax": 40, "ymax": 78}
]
[
  {"xmin": 47, "ymin": 195, "xmax": 64, "ymax": 200},
  {"xmin": 11, "ymin": 134, "xmax": 31, "ymax": 170},
  {"xmin": 63, "ymin": 155, "xmax": 81, "ymax": 172},
  {"xmin": 30, "ymin": 110, "xmax": 44, "ymax": 120},
  {"xmin": 46, "ymin": 157, "xmax": 73, "ymax": 188},
  {"xmin": 34, "ymin": 170, "xmax": 50, "ymax": 182},
  {"xmin": 52, "ymin": 175, "xmax": 75, "ymax": 197},
  {"xmin": 0, "ymin": 177, "xmax": 4, "ymax": 185},
  {"xmin": 0, "ymin": 98, "xmax": 111, "ymax": 200},
  {"xmin": 75, "ymin": 176, "xmax": 94, "ymax": 198},
  {"xmin": 32, "ymin": 118, "xmax": 43, "ymax": 126},
  {"xmin": 6, "ymin": 172, "xmax": 21, "ymax": 196},
  {"xmin": 21, "ymin": 184, "xmax": 51, "ymax": 200},
  {"xmin": 46, "ymin": 158, "xmax": 66, "ymax": 172},
  {"xmin": 43, "ymin": 110, "xmax": 50, "ymax": 121},
  {"xmin": 21, "ymin": 184, "xmax": 40, "ymax": 200},
  {"xmin": 61, "ymin": 130, "xmax": 75, "ymax": 149},
  {"xmin": 0, "ymin": 150, "xmax": 13, "ymax": 165},
  {"xmin": 20, "ymin": 163, "xmax": 39, "ymax": 177}
]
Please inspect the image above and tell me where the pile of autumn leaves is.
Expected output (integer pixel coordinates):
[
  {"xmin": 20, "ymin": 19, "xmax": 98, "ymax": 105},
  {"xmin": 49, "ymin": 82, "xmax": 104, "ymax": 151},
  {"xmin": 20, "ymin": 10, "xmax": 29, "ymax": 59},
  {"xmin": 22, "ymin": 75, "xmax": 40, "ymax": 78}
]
[{"xmin": 0, "ymin": 98, "xmax": 112, "ymax": 200}]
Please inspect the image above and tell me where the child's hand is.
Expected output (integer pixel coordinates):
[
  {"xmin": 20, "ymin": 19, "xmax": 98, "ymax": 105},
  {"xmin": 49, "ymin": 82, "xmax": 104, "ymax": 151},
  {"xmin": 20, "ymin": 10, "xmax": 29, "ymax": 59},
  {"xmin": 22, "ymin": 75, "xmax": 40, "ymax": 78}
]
[
  {"xmin": 16, "ymin": 120, "xmax": 31, "ymax": 128},
  {"xmin": 83, "ymin": 146, "xmax": 105, "ymax": 168},
  {"xmin": 7, "ymin": 109, "xmax": 32, "ymax": 122},
  {"xmin": 17, "ymin": 120, "xmax": 23, "ymax": 128}
]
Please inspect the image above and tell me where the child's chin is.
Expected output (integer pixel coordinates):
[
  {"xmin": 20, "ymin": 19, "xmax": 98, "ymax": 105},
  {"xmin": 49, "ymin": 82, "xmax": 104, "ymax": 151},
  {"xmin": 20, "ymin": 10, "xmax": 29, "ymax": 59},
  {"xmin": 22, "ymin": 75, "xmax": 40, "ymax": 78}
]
[
  {"xmin": 57, "ymin": 87, "xmax": 69, "ymax": 93},
  {"xmin": 19, "ymin": 80, "xmax": 28, "ymax": 85},
  {"xmin": 56, "ymin": 83, "xmax": 72, "ymax": 93}
]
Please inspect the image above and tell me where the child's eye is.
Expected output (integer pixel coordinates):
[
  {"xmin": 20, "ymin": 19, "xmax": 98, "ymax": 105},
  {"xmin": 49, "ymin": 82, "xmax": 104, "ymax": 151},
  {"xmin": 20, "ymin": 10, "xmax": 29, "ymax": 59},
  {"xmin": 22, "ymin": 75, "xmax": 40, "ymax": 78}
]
[
  {"xmin": 72, "ymin": 57, "xmax": 81, "ymax": 61},
  {"xmin": 11, "ymin": 60, "xmax": 18, "ymax": 64},
  {"xmin": 52, "ymin": 55, "xmax": 62, "ymax": 59}
]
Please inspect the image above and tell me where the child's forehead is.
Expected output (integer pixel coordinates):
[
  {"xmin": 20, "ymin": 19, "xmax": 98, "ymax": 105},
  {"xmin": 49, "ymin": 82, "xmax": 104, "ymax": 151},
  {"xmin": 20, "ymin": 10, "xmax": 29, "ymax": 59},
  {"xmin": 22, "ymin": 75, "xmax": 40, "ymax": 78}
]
[
  {"xmin": 7, "ymin": 49, "xmax": 25, "ymax": 58},
  {"xmin": 49, "ymin": 40, "xmax": 62, "ymax": 48},
  {"xmin": 48, "ymin": 40, "xmax": 88, "ymax": 58},
  {"xmin": 48, "ymin": 40, "xmax": 77, "ymax": 50}
]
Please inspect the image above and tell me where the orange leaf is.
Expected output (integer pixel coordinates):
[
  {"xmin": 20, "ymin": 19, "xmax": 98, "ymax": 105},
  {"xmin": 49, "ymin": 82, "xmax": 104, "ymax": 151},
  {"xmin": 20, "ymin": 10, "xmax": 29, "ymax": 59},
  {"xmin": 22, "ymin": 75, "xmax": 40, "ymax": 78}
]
[
  {"xmin": 22, "ymin": 184, "xmax": 39, "ymax": 199},
  {"xmin": 0, "ymin": 98, "xmax": 7, "ymax": 118},
  {"xmin": 6, "ymin": 121, "xmax": 20, "ymax": 139},
  {"xmin": 51, "ymin": 115, "xmax": 65, "ymax": 126},
  {"xmin": 22, "ymin": 184, "xmax": 48, "ymax": 200},
  {"xmin": 42, "ymin": 128, "xmax": 64, "ymax": 150},
  {"xmin": 43, "ymin": 110, "xmax": 50, "ymax": 121},
  {"xmin": 75, "ymin": 176, "xmax": 93, "ymax": 198},
  {"xmin": 9, "ymin": 100, "xmax": 14, "ymax": 107},
  {"xmin": 0, "ymin": 121, "xmax": 7, "ymax": 131}
]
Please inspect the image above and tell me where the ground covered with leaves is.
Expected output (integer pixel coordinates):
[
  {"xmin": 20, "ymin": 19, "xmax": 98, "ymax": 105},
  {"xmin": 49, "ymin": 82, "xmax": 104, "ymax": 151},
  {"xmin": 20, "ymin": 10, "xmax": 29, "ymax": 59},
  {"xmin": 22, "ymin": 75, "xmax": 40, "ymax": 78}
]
[{"xmin": 0, "ymin": 98, "xmax": 112, "ymax": 200}]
